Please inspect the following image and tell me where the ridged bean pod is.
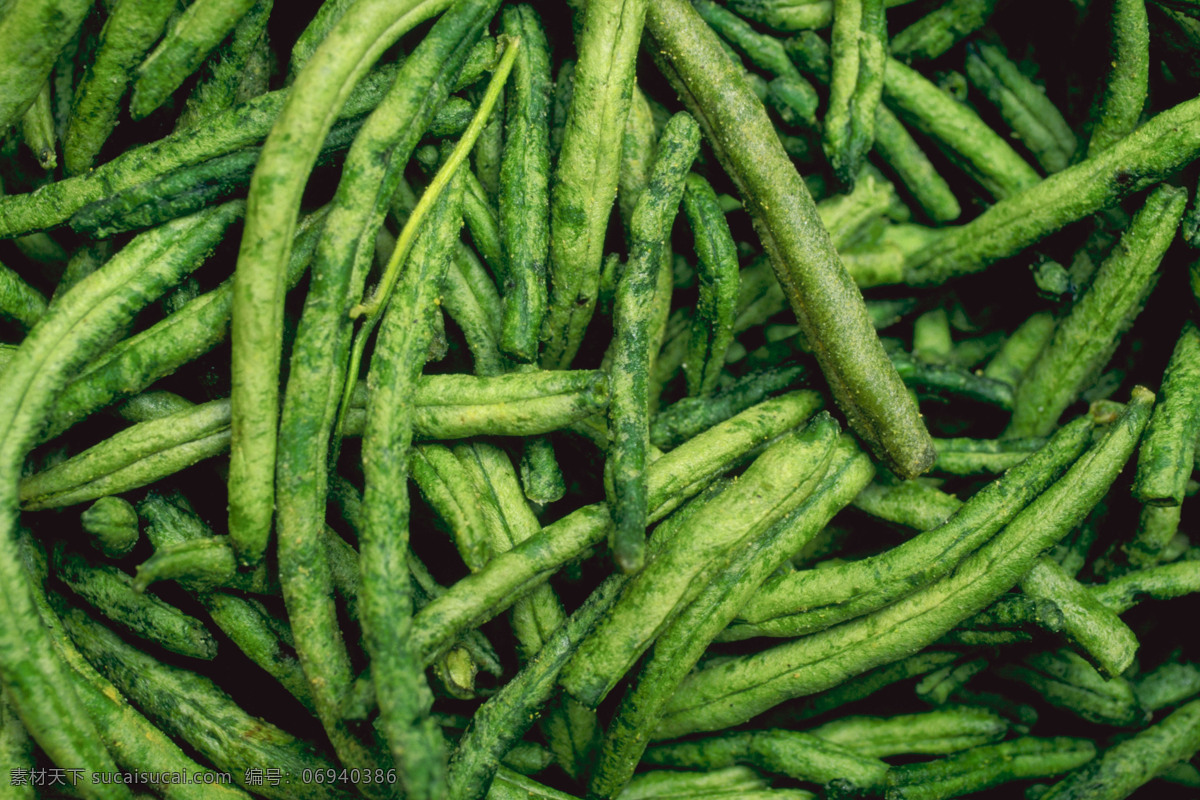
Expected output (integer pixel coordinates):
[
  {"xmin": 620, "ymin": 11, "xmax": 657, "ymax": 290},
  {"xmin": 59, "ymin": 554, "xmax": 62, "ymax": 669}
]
[
  {"xmin": 498, "ymin": 4, "xmax": 552, "ymax": 363},
  {"xmin": 608, "ymin": 112, "xmax": 701, "ymax": 571},
  {"xmin": 825, "ymin": 0, "xmax": 887, "ymax": 188}
]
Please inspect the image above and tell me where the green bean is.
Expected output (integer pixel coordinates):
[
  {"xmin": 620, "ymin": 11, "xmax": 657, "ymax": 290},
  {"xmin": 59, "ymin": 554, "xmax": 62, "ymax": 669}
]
[
  {"xmin": 288, "ymin": 0, "xmax": 357, "ymax": 79},
  {"xmin": 807, "ymin": 708, "xmax": 1008, "ymax": 758},
  {"xmin": 359, "ymin": 164, "xmax": 464, "ymax": 796},
  {"xmin": 20, "ymin": 80, "xmax": 56, "ymax": 171},
  {"xmin": 0, "ymin": 0, "xmax": 91, "ymax": 133},
  {"xmin": 225, "ymin": 0, "xmax": 459, "ymax": 568},
  {"xmin": 519, "ymin": 436, "xmax": 566, "ymax": 505},
  {"xmin": 80, "ymin": 497, "xmax": 139, "ymax": 558},
  {"xmin": 563, "ymin": 415, "xmax": 838, "ymax": 707},
  {"xmin": 738, "ymin": 414, "xmax": 1091, "ymax": 634},
  {"xmin": 887, "ymin": 737, "xmax": 1096, "ymax": 800},
  {"xmin": 767, "ymin": 76, "xmax": 820, "ymax": 129},
  {"xmin": 906, "ymin": 98, "xmax": 1200, "ymax": 286},
  {"xmin": 1134, "ymin": 321, "xmax": 1200, "ymax": 506},
  {"xmin": 540, "ymin": 0, "xmax": 648, "ymax": 368},
  {"xmin": 609, "ymin": 113, "xmax": 701, "ymax": 571},
  {"xmin": 884, "ymin": 58, "xmax": 1040, "ymax": 201},
  {"xmin": 59, "ymin": 603, "xmax": 355, "ymax": 800},
  {"xmin": 589, "ymin": 433, "xmax": 872, "ymax": 798},
  {"xmin": 21, "ymin": 398, "xmax": 232, "ymax": 510},
  {"xmin": 20, "ymin": 542, "xmax": 250, "ymax": 800},
  {"xmin": 619, "ymin": 766, "xmax": 768, "ymax": 799},
  {"xmin": 1021, "ymin": 556, "xmax": 1138, "ymax": 677},
  {"xmin": 849, "ymin": 477, "xmax": 963, "ymax": 531},
  {"xmin": 996, "ymin": 649, "xmax": 1148, "ymax": 727},
  {"xmin": 791, "ymin": 651, "xmax": 962, "ymax": 722},
  {"xmin": 643, "ymin": 730, "xmax": 889, "ymax": 791},
  {"xmin": 53, "ymin": 545, "xmax": 216, "ymax": 660},
  {"xmin": 440, "ymin": 244, "xmax": 510, "ymax": 378},
  {"xmin": 648, "ymin": 0, "xmax": 935, "ymax": 479},
  {"xmin": 653, "ymin": 362, "xmax": 806, "ymax": 448},
  {"xmin": 1042, "ymin": 697, "xmax": 1200, "ymax": 799},
  {"xmin": 548, "ymin": 59, "xmax": 574, "ymax": 163},
  {"xmin": 337, "ymin": 44, "xmax": 519, "ymax": 446},
  {"xmin": 498, "ymin": 4, "xmax": 552, "ymax": 363},
  {"xmin": 0, "ymin": 204, "xmax": 246, "ymax": 793},
  {"xmin": 965, "ymin": 41, "xmax": 1077, "ymax": 173},
  {"xmin": 932, "ymin": 436, "xmax": 1047, "ymax": 475},
  {"xmin": 445, "ymin": 576, "xmax": 624, "ymax": 800},
  {"xmin": 473, "ymin": 83, "xmax": 506, "ymax": 206},
  {"xmin": 657, "ymin": 390, "xmax": 1150, "ymax": 737},
  {"xmin": 682, "ymin": 174, "xmax": 740, "ymax": 398},
  {"xmin": 1135, "ymin": 660, "xmax": 1200, "ymax": 712},
  {"xmin": 1091, "ymin": 561, "xmax": 1200, "ymax": 614},
  {"xmin": 44, "ymin": 212, "xmax": 320, "ymax": 443},
  {"xmin": 410, "ymin": 390, "xmax": 822, "ymax": 665},
  {"xmin": 129, "ymin": 0, "xmax": 259, "ymax": 119},
  {"xmin": 274, "ymin": 50, "xmax": 509, "ymax": 762},
  {"xmin": 1088, "ymin": 0, "xmax": 1150, "ymax": 157},
  {"xmin": 890, "ymin": 0, "xmax": 998, "ymax": 62},
  {"xmin": 62, "ymin": 0, "xmax": 175, "ymax": 174},
  {"xmin": 982, "ymin": 311, "xmax": 1055, "ymax": 387},
  {"xmin": 825, "ymin": 0, "xmax": 886, "ymax": 188},
  {"xmin": 726, "ymin": 0, "xmax": 916, "ymax": 31},
  {"xmin": 693, "ymin": 0, "xmax": 806, "ymax": 82},
  {"xmin": 618, "ymin": 86, "xmax": 659, "ymax": 235},
  {"xmin": 1009, "ymin": 185, "xmax": 1186, "ymax": 437},
  {"xmin": 175, "ymin": 0, "xmax": 274, "ymax": 130},
  {"xmin": 0, "ymin": 260, "xmax": 48, "ymax": 330}
]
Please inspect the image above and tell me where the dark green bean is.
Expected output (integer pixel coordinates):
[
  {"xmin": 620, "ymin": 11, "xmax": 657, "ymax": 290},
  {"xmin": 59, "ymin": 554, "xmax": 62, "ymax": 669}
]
[
  {"xmin": 886, "ymin": 737, "xmax": 1096, "ymax": 800},
  {"xmin": 0, "ymin": 260, "xmax": 48, "ymax": 330},
  {"xmin": 890, "ymin": 0, "xmax": 998, "ymax": 62},
  {"xmin": 498, "ymin": 4, "xmax": 552, "ymax": 362},
  {"xmin": 825, "ymin": 0, "xmax": 886, "ymax": 188},
  {"xmin": 1009, "ymin": 185, "xmax": 1186, "ymax": 437},
  {"xmin": 0, "ymin": 0, "xmax": 91, "ymax": 133},
  {"xmin": 609, "ymin": 112, "xmax": 701, "ymax": 571},
  {"xmin": 1088, "ymin": 0, "xmax": 1150, "ymax": 157},
  {"xmin": 808, "ymin": 708, "xmax": 1008, "ymax": 758},
  {"xmin": 1133, "ymin": 321, "xmax": 1200, "ymax": 507},
  {"xmin": 1041, "ymin": 697, "xmax": 1200, "ymax": 799},
  {"xmin": 682, "ymin": 173, "xmax": 740, "ymax": 398},
  {"xmin": 541, "ymin": 0, "xmax": 648, "ymax": 368}
]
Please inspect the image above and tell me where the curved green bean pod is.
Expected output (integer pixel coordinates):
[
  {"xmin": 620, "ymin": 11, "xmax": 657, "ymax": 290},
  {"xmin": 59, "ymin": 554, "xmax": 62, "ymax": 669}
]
[
  {"xmin": 825, "ymin": 0, "xmax": 886, "ymax": 188},
  {"xmin": 226, "ymin": 0, "xmax": 456, "ymax": 566},
  {"xmin": 682, "ymin": 173, "xmax": 740, "ymax": 398},
  {"xmin": 1133, "ymin": 321, "xmax": 1200, "ymax": 506},
  {"xmin": 1009, "ymin": 184, "xmax": 1186, "ymax": 437},
  {"xmin": 271, "ymin": 4, "xmax": 498, "ymax": 764},
  {"xmin": 904, "ymin": 94, "xmax": 1200, "ymax": 285},
  {"xmin": 657, "ymin": 389, "xmax": 1150, "ymax": 738},
  {"xmin": 807, "ymin": 708, "xmax": 1008, "ymax": 758},
  {"xmin": 175, "ymin": 0, "xmax": 274, "ymax": 131},
  {"xmin": 1087, "ymin": 0, "xmax": 1149, "ymax": 157},
  {"xmin": 130, "ymin": 0, "xmax": 259, "ymax": 119},
  {"xmin": 736, "ymin": 414, "xmax": 1093, "ymax": 632},
  {"xmin": 886, "ymin": 737, "xmax": 1096, "ymax": 800},
  {"xmin": 0, "ymin": 206, "xmax": 242, "ymax": 795},
  {"xmin": 359, "ymin": 173, "xmax": 464, "ymax": 797},
  {"xmin": 63, "ymin": 0, "xmax": 176, "ymax": 175},
  {"xmin": 0, "ymin": 0, "xmax": 91, "ymax": 133},
  {"xmin": 646, "ymin": 0, "xmax": 934, "ymax": 479}
]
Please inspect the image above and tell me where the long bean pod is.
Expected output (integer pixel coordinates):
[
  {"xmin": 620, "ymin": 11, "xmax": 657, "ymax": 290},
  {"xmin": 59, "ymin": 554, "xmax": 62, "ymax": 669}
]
[{"xmin": 646, "ymin": 0, "xmax": 935, "ymax": 479}]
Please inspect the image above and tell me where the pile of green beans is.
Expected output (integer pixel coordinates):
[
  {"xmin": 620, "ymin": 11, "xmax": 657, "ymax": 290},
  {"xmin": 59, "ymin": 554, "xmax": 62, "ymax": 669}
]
[{"xmin": 4, "ymin": 0, "xmax": 1200, "ymax": 799}]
